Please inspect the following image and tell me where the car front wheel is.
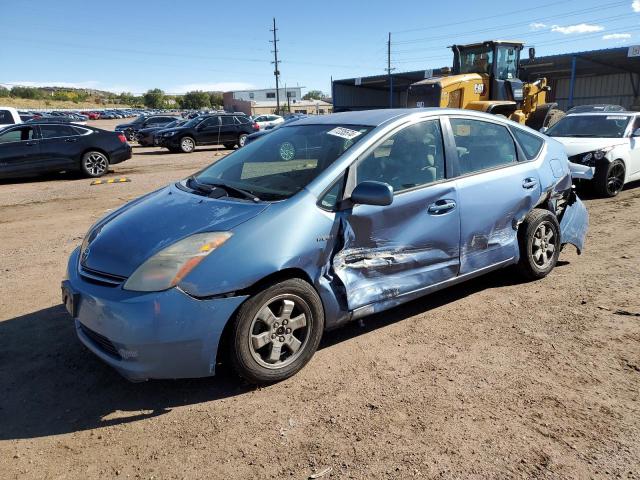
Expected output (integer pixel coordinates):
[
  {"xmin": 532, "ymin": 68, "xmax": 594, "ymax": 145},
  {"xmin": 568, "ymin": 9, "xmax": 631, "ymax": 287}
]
[
  {"xmin": 238, "ymin": 134, "xmax": 248, "ymax": 148},
  {"xmin": 516, "ymin": 208, "xmax": 561, "ymax": 280},
  {"xmin": 81, "ymin": 151, "xmax": 109, "ymax": 178},
  {"xmin": 594, "ymin": 159, "xmax": 625, "ymax": 197},
  {"xmin": 179, "ymin": 136, "xmax": 196, "ymax": 153},
  {"xmin": 229, "ymin": 278, "xmax": 324, "ymax": 384}
]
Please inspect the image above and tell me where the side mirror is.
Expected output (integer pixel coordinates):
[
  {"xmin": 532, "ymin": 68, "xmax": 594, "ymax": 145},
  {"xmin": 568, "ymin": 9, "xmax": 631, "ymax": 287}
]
[
  {"xmin": 539, "ymin": 127, "xmax": 548, "ymax": 134},
  {"xmin": 350, "ymin": 181, "xmax": 393, "ymax": 206},
  {"xmin": 632, "ymin": 128, "xmax": 640, "ymax": 137},
  {"xmin": 529, "ymin": 47, "xmax": 536, "ymax": 61}
]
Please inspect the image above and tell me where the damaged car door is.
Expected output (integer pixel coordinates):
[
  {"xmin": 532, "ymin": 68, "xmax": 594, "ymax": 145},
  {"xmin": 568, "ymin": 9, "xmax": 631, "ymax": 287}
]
[
  {"xmin": 446, "ymin": 117, "xmax": 542, "ymax": 274},
  {"xmin": 333, "ymin": 119, "xmax": 460, "ymax": 312}
]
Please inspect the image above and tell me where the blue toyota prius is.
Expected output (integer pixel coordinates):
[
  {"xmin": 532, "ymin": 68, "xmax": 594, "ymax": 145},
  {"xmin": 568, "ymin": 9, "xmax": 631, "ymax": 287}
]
[{"xmin": 62, "ymin": 109, "xmax": 589, "ymax": 384}]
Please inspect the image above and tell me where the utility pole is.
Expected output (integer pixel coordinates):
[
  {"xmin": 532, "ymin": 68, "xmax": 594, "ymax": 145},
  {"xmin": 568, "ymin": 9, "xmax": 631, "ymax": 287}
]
[
  {"xmin": 386, "ymin": 32, "xmax": 395, "ymax": 108},
  {"xmin": 270, "ymin": 18, "xmax": 281, "ymax": 115}
]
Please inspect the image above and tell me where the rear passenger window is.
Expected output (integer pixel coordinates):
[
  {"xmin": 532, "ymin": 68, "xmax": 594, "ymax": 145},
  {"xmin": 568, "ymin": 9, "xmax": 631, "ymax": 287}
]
[
  {"xmin": 512, "ymin": 127, "xmax": 544, "ymax": 160},
  {"xmin": 40, "ymin": 125, "xmax": 76, "ymax": 138},
  {"xmin": 0, "ymin": 110, "xmax": 15, "ymax": 124},
  {"xmin": 357, "ymin": 119, "xmax": 445, "ymax": 192},
  {"xmin": 220, "ymin": 116, "xmax": 234, "ymax": 126},
  {"xmin": 450, "ymin": 118, "xmax": 517, "ymax": 175}
]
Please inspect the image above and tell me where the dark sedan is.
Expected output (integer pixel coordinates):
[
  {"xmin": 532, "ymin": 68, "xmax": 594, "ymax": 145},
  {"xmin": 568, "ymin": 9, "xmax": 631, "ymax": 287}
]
[
  {"xmin": 137, "ymin": 119, "xmax": 187, "ymax": 146},
  {"xmin": 0, "ymin": 122, "xmax": 131, "ymax": 180},
  {"xmin": 115, "ymin": 115, "xmax": 178, "ymax": 141}
]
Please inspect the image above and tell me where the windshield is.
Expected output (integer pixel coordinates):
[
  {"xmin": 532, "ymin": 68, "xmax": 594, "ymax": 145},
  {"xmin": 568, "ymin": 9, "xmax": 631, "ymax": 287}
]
[
  {"xmin": 182, "ymin": 116, "xmax": 205, "ymax": 128},
  {"xmin": 193, "ymin": 124, "xmax": 373, "ymax": 201},
  {"xmin": 458, "ymin": 46, "xmax": 493, "ymax": 75},
  {"xmin": 547, "ymin": 115, "xmax": 631, "ymax": 138}
]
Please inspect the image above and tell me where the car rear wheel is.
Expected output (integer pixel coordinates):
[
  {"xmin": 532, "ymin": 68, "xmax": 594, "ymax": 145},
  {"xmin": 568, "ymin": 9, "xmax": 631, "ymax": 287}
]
[
  {"xmin": 229, "ymin": 278, "xmax": 324, "ymax": 384},
  {"xmin": 516, "ymin": 209, "xmax": 561, "ymax": 280},
  {"xmin": 223, "ymin": 142, "xmax": 236, "ymax": 149},
  {"xmin": 179, "ymin": 136, "xmax": 196, "ymax": 153},
  {"xmin": 238, "ymin": 134, "xmax": 248, "ymax": 148},
  {"xmin": 594, "ymin": 159, "xmax": 625, "ymax": 198},
  {"xmin": 81, "ymin": 151, "xmax": 109, "ymax": 178}
]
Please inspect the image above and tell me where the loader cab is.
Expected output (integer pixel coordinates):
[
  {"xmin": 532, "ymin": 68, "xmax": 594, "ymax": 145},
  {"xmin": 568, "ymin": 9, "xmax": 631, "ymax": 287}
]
[{"xmin": 452, "ymin": 41, "xmax": 524, "ymax": 102}]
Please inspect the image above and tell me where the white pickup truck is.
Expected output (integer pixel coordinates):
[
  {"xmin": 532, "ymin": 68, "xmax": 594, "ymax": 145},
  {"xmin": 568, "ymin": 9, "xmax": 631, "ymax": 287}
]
[{"xmin": 0, "ymin": 107, "xmax": 22, "ymax": 129}]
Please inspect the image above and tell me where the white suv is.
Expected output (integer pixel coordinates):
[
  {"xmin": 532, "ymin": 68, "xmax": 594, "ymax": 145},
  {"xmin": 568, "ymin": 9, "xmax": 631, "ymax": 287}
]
[
  {"xmin": 545, "ymin": 112, "xmax": 640, "ymax": 197},
  {"xmin": 0, "ymin": 107, "xmax": 22, "ymax": 129},
  {"xmin": 253, "ymin": 114, "xmax": 284, "ymax": 130}
]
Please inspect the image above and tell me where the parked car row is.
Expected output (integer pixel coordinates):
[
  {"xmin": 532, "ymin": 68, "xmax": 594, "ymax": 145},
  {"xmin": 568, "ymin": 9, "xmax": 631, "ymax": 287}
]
[{"xmin": 0, "ymin": 121, "xmax": 131, "ymax": 179}]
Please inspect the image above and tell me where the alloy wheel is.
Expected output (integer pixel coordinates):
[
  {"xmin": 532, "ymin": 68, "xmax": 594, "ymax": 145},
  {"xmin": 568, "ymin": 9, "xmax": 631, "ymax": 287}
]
[
  {"xmin": 181, "ymin": 137, "xmax": 195, "ymax": 152},
  {"xmin": 531, "ymin": 221, "xmax": 556, "ymax": 269},
  {"xmin": 607, "ymin": 163, "xmax": 625, "ymax": 196},
  {"xmin": 84, "ymin": 153, "xmax": 108, "ymax": 176},
  {"xmin": 248, "ymin": 294, "xmax": 311, "ymax": 369}
]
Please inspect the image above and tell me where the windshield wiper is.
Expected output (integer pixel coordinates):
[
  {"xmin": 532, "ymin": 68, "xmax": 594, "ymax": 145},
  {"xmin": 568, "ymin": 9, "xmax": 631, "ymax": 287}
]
[{"xmin": 188, "ymin": 176, "xmax": 260, "ymax": 202}]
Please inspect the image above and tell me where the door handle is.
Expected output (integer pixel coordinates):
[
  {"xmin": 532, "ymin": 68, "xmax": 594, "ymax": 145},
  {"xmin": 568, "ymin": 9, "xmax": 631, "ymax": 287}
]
[
  {"xmin": 427, "ymin": 199, "xmax": 457, "ymax": 215},
  {"xmin": 522, "ymin": 178, "xmax": 538, "ymax": 189},
  {"xmin": 65, "ymin": 138, "xmax": 78, "ymax": 143},
  {"xmin": 25, "ymin": 141, "xmax": 36, "ymax": 146}
]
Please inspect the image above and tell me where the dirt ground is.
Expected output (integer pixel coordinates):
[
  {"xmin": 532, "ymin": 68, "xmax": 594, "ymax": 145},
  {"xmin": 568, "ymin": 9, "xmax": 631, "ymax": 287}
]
[{"xmin": 1, "ymin": 118, "xmax": 639, "ymax": 479}]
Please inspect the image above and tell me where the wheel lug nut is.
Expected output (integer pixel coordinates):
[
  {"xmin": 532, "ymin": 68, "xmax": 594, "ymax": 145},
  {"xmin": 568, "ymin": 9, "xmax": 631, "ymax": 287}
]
[
  {"xmin": 279, "ymin": 336, "xmax": 285, "ymax": 342},
  {"xmin": 286, "ymin": 328, "xmax": 291, "ymax": 334},
  {"xmin": 271, "ymin": 334, "xmax": 276, "ymax": 339},
  {"xmin": 274, "ymin": 322, "xmax": 279, "ymax": 328},
  {"xmin": 283, "ymin": 319, "xmax": 288, "ymax": 325}
]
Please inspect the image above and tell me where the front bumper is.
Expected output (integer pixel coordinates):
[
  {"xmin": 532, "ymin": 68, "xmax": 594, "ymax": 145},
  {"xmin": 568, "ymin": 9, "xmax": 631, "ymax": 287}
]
[
  {"xmin": 158, "ymin": 135, "xmax": 181, "ymax": 148},
  {"xmin": 63, "ymin": 247, "xmax": 247, "ymax": 381}
]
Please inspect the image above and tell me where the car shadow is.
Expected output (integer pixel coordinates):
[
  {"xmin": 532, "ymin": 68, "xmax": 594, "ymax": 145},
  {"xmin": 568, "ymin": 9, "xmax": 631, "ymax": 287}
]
[
  {"xmin": 134, "ymin": 147, "xmax": 231, "ymax": 156},
  {"xmin": 576, "ymin": 178, "xmax": 640, "ymax": 200},
  {"xmin": 0, "ymin": 265, "xmax": 564, "ymax": 440}
]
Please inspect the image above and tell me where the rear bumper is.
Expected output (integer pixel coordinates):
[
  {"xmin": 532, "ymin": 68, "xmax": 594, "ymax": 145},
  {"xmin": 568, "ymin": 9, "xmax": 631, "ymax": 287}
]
[
  {"xmin": 110, "ymin": 145, "xmax": 132, "ymax": 164},
  {"xmin": 64, "ymin": 247, "xmax": 247, "ymax": 381}
]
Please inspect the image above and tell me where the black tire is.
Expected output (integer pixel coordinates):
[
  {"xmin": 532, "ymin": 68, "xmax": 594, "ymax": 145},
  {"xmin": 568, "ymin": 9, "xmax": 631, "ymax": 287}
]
[
  {"xmin": 223, "ymin": 142, "xmax": 236, "ymax": 150},
  {"xmin": 544, "ymin": 108, "xmax": 565, "ymax": 128},
  {"xmin": 238, "ymin": 134, "xmax": 248, "ymax": 148},
  {"xmin": 125, "ymin": 129, "xmax": 135, "ymax": 142},
  {"xmin": 229, "ymin": 278, "xmax": 324, "ymax": 384},
  {"xmin": 593, "ymin": 159, "xmax": 625, "ymax": 198},
  {"xmin": 178, "ymin": 136, "xmax": 196, "ymax": 153},
  {"xmin": 516, "ymin": 208, "xmax": 561, "ymax": 280},
  {"xmin": 80, "ymin": 151, "xmax": 109, "ymax": 178}
]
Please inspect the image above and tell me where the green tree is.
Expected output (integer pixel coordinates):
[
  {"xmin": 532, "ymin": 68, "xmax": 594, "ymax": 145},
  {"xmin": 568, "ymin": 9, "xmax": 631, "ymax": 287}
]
[
  {"xmin": 302, "ymin": 90, "xmax": 324, "ymax": 100},
  {"xmin": 209, "ymin": 92, "xmax": 223, "ymax": 108},
  {"xmin": 143, "ymin": 88, "xmax": 165, "ymax": 109},
  {"xmin": 181, "ymin": 91, "xmax": 211, "ymax": 109},
  {"xmin": 0, "ymin": 86, "xmax": 9, "ymax": 97}
]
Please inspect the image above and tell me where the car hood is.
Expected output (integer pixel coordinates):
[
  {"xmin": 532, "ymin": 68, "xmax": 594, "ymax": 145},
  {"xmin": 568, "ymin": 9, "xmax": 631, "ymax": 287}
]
[
  {"xmin": 551, "ymin": 137, "xmax": 627, "ymax": 156},
  {"xmin": 81, "ymin": 183, "xmax": 269, "ymax": 277}
]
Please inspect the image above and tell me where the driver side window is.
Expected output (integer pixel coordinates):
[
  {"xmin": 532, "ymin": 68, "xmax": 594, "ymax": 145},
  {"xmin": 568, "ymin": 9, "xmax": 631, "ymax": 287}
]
[{"xmin": 355, "ymin": 119, "xmax": 445, "ymax": 193}]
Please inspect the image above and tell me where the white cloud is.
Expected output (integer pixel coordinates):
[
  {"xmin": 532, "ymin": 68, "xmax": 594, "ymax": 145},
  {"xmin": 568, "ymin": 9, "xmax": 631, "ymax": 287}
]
[
  {"xmin": 551, "ymin": 23, "xmax": 605, "ymax": 34},
  {"xmin": 633, "ymin": 0, "xmax": 640, "ymax": 12},
  {"xmin": 529, "ymin": 22, "xmax": 547, "ymax": 30},
  {"xmin": 603, "ymin": 33, "xmax": 632, "ymax": 40},
  {"xmin": 173, "ymin": 82, "xmax": 255, "ymax": 93}
]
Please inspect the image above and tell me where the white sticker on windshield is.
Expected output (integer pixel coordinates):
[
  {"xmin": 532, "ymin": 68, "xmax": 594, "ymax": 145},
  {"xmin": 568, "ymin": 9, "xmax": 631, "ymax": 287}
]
[
  {"xmin": 606, "ymin": 116, "xmax": 628, "ymax": 120},
  {"xmin": 327, "ymin": 127, "xmax": 363, "ymax": 140}
]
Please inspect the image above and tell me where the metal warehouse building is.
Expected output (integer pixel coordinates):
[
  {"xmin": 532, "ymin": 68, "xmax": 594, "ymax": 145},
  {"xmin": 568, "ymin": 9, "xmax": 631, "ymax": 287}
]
[{"xmin": 332, "ymin": 46, "xmax": 640, "ymax": 112}]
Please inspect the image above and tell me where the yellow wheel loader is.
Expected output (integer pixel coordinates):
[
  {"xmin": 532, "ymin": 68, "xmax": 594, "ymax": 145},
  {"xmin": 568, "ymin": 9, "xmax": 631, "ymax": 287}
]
[{"xmin": 408, "ymin": 40, "xmax": 564, "ymax": 130}]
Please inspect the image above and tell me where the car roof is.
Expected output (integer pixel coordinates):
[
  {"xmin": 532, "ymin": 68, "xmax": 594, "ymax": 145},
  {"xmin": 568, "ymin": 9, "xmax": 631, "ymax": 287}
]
[{"xmin": 565, "ymin": 112, "xmax": 636, "ymax": 117}]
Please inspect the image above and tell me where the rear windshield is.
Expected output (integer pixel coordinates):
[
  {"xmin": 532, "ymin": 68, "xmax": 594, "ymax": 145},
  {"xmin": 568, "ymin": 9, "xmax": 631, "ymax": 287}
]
[
  {"xmin": 0, "ymin": 110, "xmax": 16, "ymax": 124},
  {"xmin": 194, "ymin": 124, "xmax": 373, "ymax": 201},
  {"xmin": 546, "ymin": 115, "xmax": 631, "ymax": 138}
]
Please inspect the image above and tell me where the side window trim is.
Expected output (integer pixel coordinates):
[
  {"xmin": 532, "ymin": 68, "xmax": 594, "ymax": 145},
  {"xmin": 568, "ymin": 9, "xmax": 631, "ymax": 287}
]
[{"xmin": 442, "ymin": 115, "xmax": 523, "ymax": 178}]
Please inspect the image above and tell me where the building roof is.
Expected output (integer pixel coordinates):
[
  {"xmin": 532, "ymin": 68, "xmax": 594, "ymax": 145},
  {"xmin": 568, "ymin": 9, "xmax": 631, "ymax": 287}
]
[
  {"xmin": 520, "ymin": 46, "xmax": 640, "ymax": 79},
  {"xmin": 252, "ymin": 99, "xmax": 332, "ymax": 107},
  {"xmin": 226, "ymin": 87, "xmax": 303, "ymax": 94}
]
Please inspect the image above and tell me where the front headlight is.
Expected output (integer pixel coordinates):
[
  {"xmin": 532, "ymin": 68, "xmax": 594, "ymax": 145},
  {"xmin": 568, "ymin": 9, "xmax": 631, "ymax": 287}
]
[
  {"xmin": 162, "ymin": 131, "xmax": 176, "ymax": 137},
  {"xmin": 594, "ymin": 146, "xmax": 613, "ymax": 160},
  {"xmin": 123, "ymin": 232, "xmax": 232, "ymax": 292}
]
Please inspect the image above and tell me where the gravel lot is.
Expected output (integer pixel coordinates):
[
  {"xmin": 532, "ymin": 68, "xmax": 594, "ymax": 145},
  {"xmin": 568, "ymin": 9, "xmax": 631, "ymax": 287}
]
[{"xmin": 1, "ymin": 119, "xmax": 639, "ymax": 479}]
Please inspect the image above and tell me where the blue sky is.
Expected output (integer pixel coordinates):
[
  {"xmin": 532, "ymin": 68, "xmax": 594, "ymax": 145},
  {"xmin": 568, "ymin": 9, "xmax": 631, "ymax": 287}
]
[{"xmin": 1, "ymin": 0, "xmax": 639, "ymax": 95}]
